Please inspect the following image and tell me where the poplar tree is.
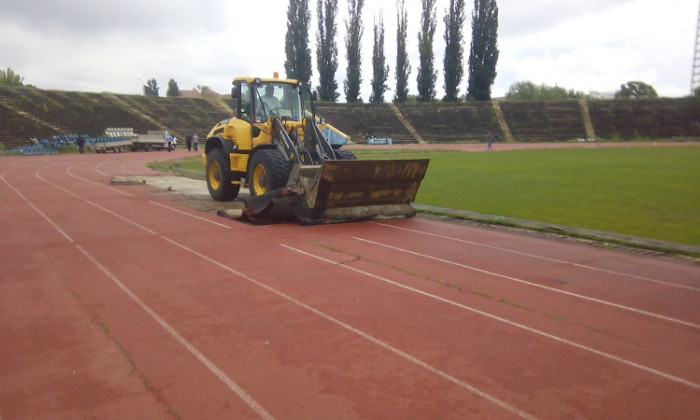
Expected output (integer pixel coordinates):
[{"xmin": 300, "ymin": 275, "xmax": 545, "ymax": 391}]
[
  {"xmin": 467, "ymin": 0, "xmax": 499, "ymax": 100},
  {"xmin": 442, "ymin": 0, "xmax": 466, "ymax": 102},
  {"xmin": 285, "ymin": 0, "xmax": 313, "ymax": 86},
  {"xmin": 166, "ymin": 79, "xmax": 180, "ymax": 97},
  {"xmin": 344, "ymin": 0, "xmax": 364, "ymax": 102},
  {"xmin": 144, "ymin": 79, "xmax": 159, "ymax": 96},
  {"xmin": 370, "ymin": 14, "xmax": 390, "ymax": 103},
  {"xmin": 394, "ymin": 0, "xmax": 410, "ymax": 102},
  {"xmin": 316, "ymin": 0, "xmax": 340, "ymax": 101},
  {"xmin": 416, "ymin": 0, "xmax": 437, "ymax": 102}
]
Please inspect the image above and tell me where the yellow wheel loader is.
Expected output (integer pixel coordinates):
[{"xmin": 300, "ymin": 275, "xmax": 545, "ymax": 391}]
[{"xmin": 204, "ymin": 75, "xmax": 429, "ymax": 224}]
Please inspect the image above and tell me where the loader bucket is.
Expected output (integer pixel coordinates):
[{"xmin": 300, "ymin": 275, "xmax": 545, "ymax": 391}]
[{"xmin": 290, "ymin": 159, "xmax": 430, "ymax": 224}]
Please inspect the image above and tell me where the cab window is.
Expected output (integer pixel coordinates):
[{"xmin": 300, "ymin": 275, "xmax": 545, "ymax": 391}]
[{"xmin": 238, "ymin": 82, "xmax": 251, "ymax": 122}]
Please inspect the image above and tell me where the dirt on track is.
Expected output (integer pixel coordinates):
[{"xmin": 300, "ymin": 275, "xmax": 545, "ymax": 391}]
[{"xmin": 1, "ymin": 147, "xmax": 699, "ymax": 419}]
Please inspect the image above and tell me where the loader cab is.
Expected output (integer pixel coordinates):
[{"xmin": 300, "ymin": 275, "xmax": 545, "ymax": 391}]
[
  {"xmin": 230, "ymin": 77, "xmax": 315, "ymax": 151},
  {"xmin": 256, "ymin": 82, "xmax": 302, "ymax": 121},
  {"xmin": 233, "ymin": 79, "xmax": 305, "ymax": 123}
]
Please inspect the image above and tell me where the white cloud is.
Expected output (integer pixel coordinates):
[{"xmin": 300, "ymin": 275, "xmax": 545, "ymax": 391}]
[{"xmin": 1, "ymin": 0, "xmax": 697, "ymax": 99}]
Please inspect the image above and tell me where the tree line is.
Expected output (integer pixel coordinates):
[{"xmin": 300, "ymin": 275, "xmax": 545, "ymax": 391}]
[
  {"xmin": 1, "ymin": 0, "xmax": 679, "ymax": 104},
  {"xmin": 286, "ymin": 0, "xmax": 500, "ymax": 103}
]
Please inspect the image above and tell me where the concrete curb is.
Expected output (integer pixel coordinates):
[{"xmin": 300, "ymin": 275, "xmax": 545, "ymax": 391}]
[{"xmin": 414, "ymin": 204, "xmax": 700, "ymax": 258}]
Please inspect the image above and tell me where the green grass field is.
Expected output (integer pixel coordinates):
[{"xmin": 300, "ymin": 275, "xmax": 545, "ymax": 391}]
[
  {"xmin": 152, "ymin": 145, "xmax": 700, "ymax": 247},
  {"xmin": 354, "ymin": 146, "xmax": 700, "ymax": 247}
]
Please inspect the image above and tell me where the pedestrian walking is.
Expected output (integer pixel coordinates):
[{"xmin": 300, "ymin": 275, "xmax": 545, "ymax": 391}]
[{"xmin": 166, "ymin": 133, "xmax": 174, "ymax": 152}]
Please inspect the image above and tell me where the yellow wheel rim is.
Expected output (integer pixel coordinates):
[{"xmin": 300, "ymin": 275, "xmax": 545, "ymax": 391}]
[
  {"xmin": 208, "ymin": 160, "xmax": 221, "ymax": 190},
  {"xmin": 252, "ymin": 164, "xmax": 267, "ymax": 195}
]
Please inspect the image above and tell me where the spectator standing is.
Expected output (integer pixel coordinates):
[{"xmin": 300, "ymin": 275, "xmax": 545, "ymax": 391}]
[
  {"xmin": 185, "ymin": 135, "xmax": 193, "ymax": 151},
  {"xmin": 76, "ymin": 135, "xmax": 85, "ymax": 154},
  {"xmin": 193, "ymin": 133, "xmax": 199, "ymax": 151}
]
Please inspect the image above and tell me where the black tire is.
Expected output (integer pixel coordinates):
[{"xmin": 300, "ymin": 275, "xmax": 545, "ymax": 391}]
[
  {"xmin": 248, "ymin": 149, "xmax": 292, "ymax": 197},
  {"xmin": 206, "ymin": 148, "xmax": 240, "ymax": 201},
  {"xmin": 334, "ymin": 149, "xmax": 357, "ymax": 160}
]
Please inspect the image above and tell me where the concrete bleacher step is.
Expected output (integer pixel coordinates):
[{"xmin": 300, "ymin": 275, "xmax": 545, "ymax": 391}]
[{"xmin": 2, "ymin": 86, "xmax": 699, "ymax": 147}]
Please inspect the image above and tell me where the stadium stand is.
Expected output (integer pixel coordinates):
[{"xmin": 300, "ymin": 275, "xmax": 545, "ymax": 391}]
[
  {"xmin": 315, "ymin": 103, "xmax": 415, "ymax": 143},
  {"xmin": 114, "ymin": 95, "xmax": 229, "ymax": 140},
  {"xmin": 2, "ymin": 86, "xmax": 699, "ymax": 152},
  {"xmin": 498, "ymin": 100, "xmax": 588, "ymax": 141},
  {"xmin": 397, "ymin": 102, "xmax": 498, "ymax": 142},
  {"xmin": 588, "ymin": 98, "xmax": 700, "ymax": 140}
]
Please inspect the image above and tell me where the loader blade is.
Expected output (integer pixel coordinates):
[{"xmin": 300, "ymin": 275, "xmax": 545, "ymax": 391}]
[{"xmin": 291, "ymin": 159, "xmax": 430, "ymax": 224}]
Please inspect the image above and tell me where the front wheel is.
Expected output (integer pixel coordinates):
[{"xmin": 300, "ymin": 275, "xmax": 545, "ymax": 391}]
[
  {"xmin": 207, "ymin": 148, "xmax": 239, "ymax": 201},
  {"xmin": 248, "ymin": 149, "xmax": 292, "ymax": 197}
]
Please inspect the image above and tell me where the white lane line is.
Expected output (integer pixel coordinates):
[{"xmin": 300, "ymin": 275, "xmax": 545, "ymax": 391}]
[
  {"xmin": 162, "ymin": 238, "xmax": 536, "ymax": 419},
  {"xmin": 36, "ymin": 167, "xmax": 82, "ymax": 199},
  {"xmin": 120, "ymin": 160, "xmax": 145, "ymax": 175},
  {"xmin": 86, "ymin": 199, "xmax": 157, "ymax": 235},
  {"xmin": 66, "ymin": 165, "xmax": 134, "ymax": 197},
  {"xmin": 1, "ymin": 173, "xmax": 274, "ymax": 420},
  {"xmin": 94, "ymin": 162, "xmax": 113, "ymax": 178},
  {"xmin": 3, "ymin": 170, "xmax": 74, "ymax": 243},
  {"xmin": 36, "ymin": 168, "xmax": 157, "ymax": 235},
  {"xmin": 150, "ymin": 201, "xmax": 231, "ymax": 228},
  {"xmin": 75, "ymin": 243, "xmax": 274, "ymax": 420},
  {"xmin": 284, "ymin": 245, "xmax": 700, "ymax": 391},
  {"xmin": 64, "ymin": 165, "xmax": 231, "ymax": 230},
  {"xmin": 354, "ymin": 237, "xmax": 700, "ymax": 330},
  {"xmin": 371, "ymin": 222, "xmax": 700, "ymax": 292}
]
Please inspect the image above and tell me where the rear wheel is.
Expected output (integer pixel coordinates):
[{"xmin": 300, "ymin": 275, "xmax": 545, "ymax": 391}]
[
  {"xmin": 207, "ymin": 148, "xmax": 239, "ymax": 201},
  {"xmin": 248, "ymin": 149, "xmax": 291, "ymax": 197}
]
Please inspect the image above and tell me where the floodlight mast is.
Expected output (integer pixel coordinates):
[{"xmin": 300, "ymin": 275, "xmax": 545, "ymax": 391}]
[{"xmin": 692, "ymin": 1, "xmax": 700, "ymax": 94}]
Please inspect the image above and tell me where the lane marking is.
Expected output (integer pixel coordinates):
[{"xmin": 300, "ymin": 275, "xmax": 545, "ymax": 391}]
[
  {"xmin": 66, "ymin": 165, "xmax": 134, "ymax": 197},
  {"xmin": 1, "ymin": 172, "xmax": 274, "ymax": 420},
  {"xmin": 162, "ymin": 238, "xmax": 536, "ymax": 419},
  {"xmin": 150, "ymin": 201, "xmax": 231, "ymax": 228},
  {"xmin": 371, "ymin": 222, "xmax": 700, "ymax": 292},
  {"xmin": 94, "ymin": 162, "xmax": 113, "ymax": 178},
  {"xmin": 36, "ymin": 168, "xmax": 157, "ymax": 235},
  {"xmin": 354, "ymin": 237, "xmax": 700, "ymax": 330},
  {"xmin": 85, "ymin": 199, "xmax": 157, "ymax": 235},
  {"xmin": 38, "ymin": 167, "xmax": 226, "ymax": 232},
  {"xmin": 283, "ymin": 245, "xmax": 700, "ymax": 391},
  {"xmin": 36, "ymin": 167, "xmax": 83, "ymax": 199},
  {"xmin": 75, "ymin": 243, "xmax": 274, "ymax": 420},
  {"xmin": 3, "ymin": 170, "xmax": 74, "ymax": 243}
]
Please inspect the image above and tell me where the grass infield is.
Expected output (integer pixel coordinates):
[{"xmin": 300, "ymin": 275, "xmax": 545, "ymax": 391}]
[
  {"xmin": 152, "ymin": 145, "xmax": 699, "ymax": 248},
  {"xmin": 354, "ymin": 146, "xmax": 700, "ymax": 247}
]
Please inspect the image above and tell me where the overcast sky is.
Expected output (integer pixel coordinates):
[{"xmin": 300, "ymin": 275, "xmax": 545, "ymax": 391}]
[{"xmin": 1, "ymin": 0, "xmax": 698, "ymax": 100}]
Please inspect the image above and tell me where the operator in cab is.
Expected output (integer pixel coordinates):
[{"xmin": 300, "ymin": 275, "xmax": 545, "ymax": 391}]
[{"xmin": 260, "ymin": 85, "xmax": 280, "ymax": 112}]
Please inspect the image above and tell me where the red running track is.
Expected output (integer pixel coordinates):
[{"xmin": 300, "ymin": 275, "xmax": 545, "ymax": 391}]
[{"xmin": 1, "ymin": 150, "xmax": 699, "ymax": 419}]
